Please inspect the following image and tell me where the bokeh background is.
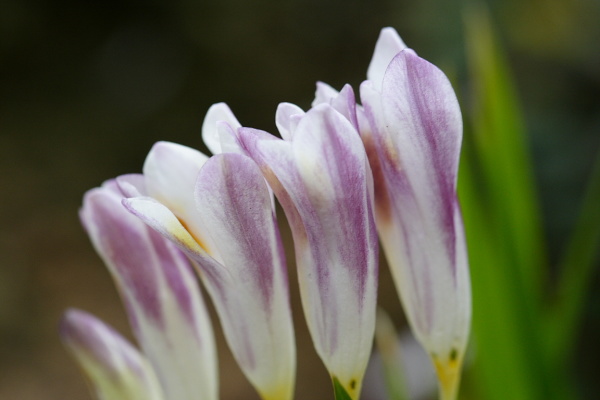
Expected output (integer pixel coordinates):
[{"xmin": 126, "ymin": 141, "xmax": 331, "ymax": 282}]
[{"xmin": 1, "ymin": 0, "xmax": 598, "ymax": 399}]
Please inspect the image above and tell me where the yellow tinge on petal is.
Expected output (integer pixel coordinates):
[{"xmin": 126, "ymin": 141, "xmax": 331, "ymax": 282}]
[
  {"xmin": 77, "ymin": 355, "xmax": 152, "ymax": 400},
  {"xmin": 258, "ymin": 381, "xmax": 294, "ymax": 400},
  {"xmin": 177, "ymin": 217, "xmax": 211, "ymax": 255},
  {"xmin": 432, "ymin": 349, "xmax": 463, "ymax": 400},
  {"xmin": 332, "ymin": 375, "xmax": 362, "ymax": 400}
]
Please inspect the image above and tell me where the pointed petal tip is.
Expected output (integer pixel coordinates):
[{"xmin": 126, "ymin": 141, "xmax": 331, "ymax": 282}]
[{"xmin": 367, "ymin": 27, "xmax": 408, "ymax": 89}]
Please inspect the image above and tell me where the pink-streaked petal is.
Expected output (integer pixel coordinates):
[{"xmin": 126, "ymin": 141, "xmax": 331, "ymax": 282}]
[
  {"xmin": 81, "ymin": 185, "xmax": 218, "ymax": 400},
  {"xmin": 361, "ymin": 49, "xmax": 470, "ymax": 362},
  {"xmin": 381, "ymin": 50, "xmax": 462, "ymax": 190},
  {"xmin": 60, "ymin": 309, "xmax": 165, "ymax": 400},
  {"xmin": 240, "ymin": 105, "xmax": 378, "ymax": 397},
  {"xmin": 366, "ymin": 27, "xmax": 407, "ymax": 90},
  {"xmin": 202, "ymin": 102, "xmax": 242, "ymax": 155},
  {"xmin": 236, "ymin": 127, "xmax": 307, "ymax": 246},
  {"xmin": 377, "ymin": 49, "xmax": 463, "ymax": 284},
  {"xmin": 275, "ymin": 102, "xmax": 305, "ymax": 141},
  {"xmin": 142, "ymin": 141, "xmax": 219, "ymax": 260},
  {"xmin": 195, "ymin": 153, "xmax": 295, "ymax": 400}
]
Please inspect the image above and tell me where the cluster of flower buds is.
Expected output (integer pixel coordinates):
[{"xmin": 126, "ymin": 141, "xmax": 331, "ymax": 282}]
[{"xmin": 61, "ymin": 27, "xmax": 471, "ymax": 400}]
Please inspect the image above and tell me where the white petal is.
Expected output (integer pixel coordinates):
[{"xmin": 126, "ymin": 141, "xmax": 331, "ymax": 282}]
[
  {"xmin": 366, "ymin": 27, "xmax": 407, "ymax": 90},
  {"xmin": 142, "ymin": 141, "xmax": 220, "ymax": 261},
  {"xmin": 195, "ymin": 153, "xmax": 296, "ymax": 400},
  {"xmin": 275, "ymin": 102, "xmax": 305, "ymax": 141},
  {"xmin": 202, "ymin": 102, "xmax": 242, "ymax": 154}
]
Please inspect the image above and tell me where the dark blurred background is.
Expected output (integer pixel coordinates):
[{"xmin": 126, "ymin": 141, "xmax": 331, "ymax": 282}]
[{"xmin": 1, "ymin": 0, "xmax": 598, "ymax": 399}]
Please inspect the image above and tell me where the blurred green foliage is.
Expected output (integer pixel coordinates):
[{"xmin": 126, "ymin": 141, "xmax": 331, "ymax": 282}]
[{"xmin": 459, "ymin": 3, "xmax": 599, "ymax": 400}]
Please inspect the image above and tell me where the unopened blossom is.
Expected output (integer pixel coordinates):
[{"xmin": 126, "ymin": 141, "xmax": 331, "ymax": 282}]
[
  {"xmin": 79, "ymin": 179, "xmax": 218, "ymax": 400},
  {"xmin": 361, "ymin": 28, "xmax": 471, "ymax": 400},
  {"xmin": 122, "ymin": 141, "xmax": 295, "ymax": 400},
  {"xmin": 313, "ymin": 27, "xmax": 472, "ymax": 400},
  {"xmin": 234, "ymin": 103, "xmax": 379, "ymax": 400}
]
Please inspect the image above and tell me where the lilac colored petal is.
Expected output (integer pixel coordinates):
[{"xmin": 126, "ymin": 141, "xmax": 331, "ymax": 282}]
[
  {"xmin": 82, "ymin": 184, "xmax": 218, "ymax": 400},
  {"xmin": 239, "ymin": 105, "xmax": 378, "ymax": 397},
  {"xmin": 382, "ymin": 50, "xmax": 462, "ymax": 189},
  {"xmin": 81, "ymin": 188, "xmax": 162, "ymax": 324},
  {"xmin": 375, "ymin": 49, "xmax": 463, "ymax": 283},
  {"xmin": 366, "ymin": 27, "xmax": 407, "ymax": 90},
  {"xmin": 275, "ymin": 102, "xmax": 305, "ymax": 141},
  {"xmin": 202, "ymin": 102, "xmax": 242, "ymax": 154},
  {"xmin": 360, "ymin": 49, "xmax": 471, "ymax": 362},
  {"xmin": 236, "ymin": 127, "xmax": 306, "ymax": 246},
  {"xmin": 194, "ymin": 153, "xmax": 295, "ymax": 400},
  {"xmin": 60, "ymin": 309, "xmax": 164, "ymax": 400}
]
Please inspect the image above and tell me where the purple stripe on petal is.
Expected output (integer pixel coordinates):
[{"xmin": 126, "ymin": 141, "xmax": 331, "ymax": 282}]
[
  {"xmin": 361, "ymin": 34, "xmax": 471, "ymax": 366},
  {"xmin": 379, "ymin": 50, "xmax": 463, "ymax": 277},
  {"xmin": 193, "ymin": 152, "xmax": 295, "ymax": 400},
  {"xmin": 82, "ymin": 189, "xmax": 163, "ymax": 325},
  {"xmin": 240, "ymin": 104, "xmax": 378, "ymax": 389},
  {"xmin": 195, "ymin": 153, "xmax": 286, "ymax": 309},
  {"xmin": 121, "ymin": 196, "xmax": 227, "ymax": 291},
  {"xmin": 292, "ymin": 105, "xmax": 377, "ymax": 308},
  {"xmin": 82, "ymin": 181, "xmax": 219, "ymax": 400},
  {"xmin": 146, "ymin": 228, "xmax": 197, "ymax": 332}
]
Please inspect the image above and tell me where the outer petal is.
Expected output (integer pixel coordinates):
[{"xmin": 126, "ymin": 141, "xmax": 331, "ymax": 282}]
[
  {"xmin": 81, "ymin": 181, "xmax": 218, "ymax": 400},
  {"xmin": 60, "ymin": 309, "xmax": 164, "ymax": 400},
  {"xmin": 366, "ymin": 27, "xmax": 407, "ymax": 90},
  {"xmin": 238, "ymin": 104, "xmax": 378, "ymax": 399},
  {"xmin": 194, "ymin": 153, "xmax": 296, "ymax": 400},
  {"xmin": 361, "ymin": 48, "xmax": 471, "ymax": 389}
]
